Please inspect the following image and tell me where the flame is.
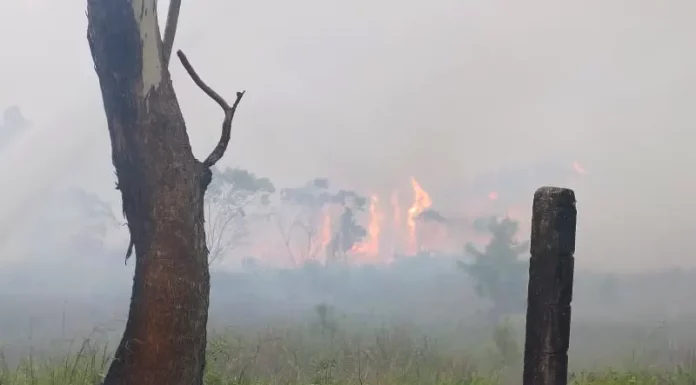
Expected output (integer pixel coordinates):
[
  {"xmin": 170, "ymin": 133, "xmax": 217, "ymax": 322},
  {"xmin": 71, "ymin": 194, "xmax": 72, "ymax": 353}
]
[
  {"xmin": 407, "ymin": 177, "xmax": 432, "ymax": 255},
  {"xmin": 390, "ymin": 191, "xmax": 401, "ymax": 234},
  {"xmin": 319, "ymin": 209, "xmax": 332, "ymax": 261},
  {"xmin": 390, "ymin": 190, "xmax": 401, "ymax": 254},
  {"xmin": 227, "ymin": 164, "xmax": 566, "ymax": 268},
  {"xmin": 351, "ymin": 194, "xmax": 383, "ymax": 262},
  {"xmin": 572, "ymin": 160, "xmax": 588, "ymax": 175}
]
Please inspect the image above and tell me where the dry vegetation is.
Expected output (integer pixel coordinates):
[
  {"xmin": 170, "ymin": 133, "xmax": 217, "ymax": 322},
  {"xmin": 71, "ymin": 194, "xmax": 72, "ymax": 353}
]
[
  {"xmin": 2, "ymin": 320, "xmax": 696, "ymax": 385},
  {"xmin": 2, "ymin": 263, "xmax": 696, "ymax": 385}
]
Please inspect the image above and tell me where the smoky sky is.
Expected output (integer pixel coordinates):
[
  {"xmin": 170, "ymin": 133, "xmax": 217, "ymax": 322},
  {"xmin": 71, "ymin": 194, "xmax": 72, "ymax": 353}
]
[{"xmin": 1, "ymin": 0, "xmax": 695, "ymax": 271}]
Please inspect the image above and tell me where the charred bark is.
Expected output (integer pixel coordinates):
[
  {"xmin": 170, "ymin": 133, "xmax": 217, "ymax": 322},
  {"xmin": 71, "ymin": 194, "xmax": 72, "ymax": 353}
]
[{"xmin": 86, "ymin": 1, "xmax": 243, "ymax": 384}]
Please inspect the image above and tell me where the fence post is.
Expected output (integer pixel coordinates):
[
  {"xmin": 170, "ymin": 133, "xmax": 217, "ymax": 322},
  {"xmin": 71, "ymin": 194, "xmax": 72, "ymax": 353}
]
[{"xmin": 523, "ymin": 187, "xmax": 577, "ymax": 385}]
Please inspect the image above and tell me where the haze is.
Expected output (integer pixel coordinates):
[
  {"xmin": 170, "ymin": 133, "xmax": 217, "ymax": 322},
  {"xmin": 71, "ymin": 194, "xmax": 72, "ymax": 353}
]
[
  {"xmin": 1, "ymin": 0, "xmax": 696, "ymax": 377},
  {"xmin": 3, "ymin": 0, "xmax": 695, "ymax": 271}
]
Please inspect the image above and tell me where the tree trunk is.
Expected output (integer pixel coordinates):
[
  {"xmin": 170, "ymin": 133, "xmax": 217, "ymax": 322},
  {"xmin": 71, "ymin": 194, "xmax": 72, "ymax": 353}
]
[{"xmin": 86, "ymin": 1, "xmax": 226, "ymax": 384}]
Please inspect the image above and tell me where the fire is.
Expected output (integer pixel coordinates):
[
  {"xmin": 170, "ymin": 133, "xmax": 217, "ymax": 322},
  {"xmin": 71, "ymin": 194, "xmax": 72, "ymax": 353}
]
[
  {"xmin": 232, "ymin": 158, "xmax": 586, "ymax": 268},
  {"xmin": 390, "ymin": 191, "xmax": 401, "ymax": 235},
  {"xmin": 390, "ymin": 190, "xmax": 401, "ymax": 255},
  {"xmin": 319, "ymin": 209, "xmax": 332, "ymax": 261},
  {"xmin": 572, "ymin": 160, "xmax": 588, "ymax": 175},
  {"xmin": 407, "ymin": 177, "xmax": 432, "ymax": 254},
  {"xmin": 350, "ymin": 178, "xmax": 434, "ymax": 261},
  {"xmin": 351, "ymin": 194, "xmax": 383, "ymax": 262}
]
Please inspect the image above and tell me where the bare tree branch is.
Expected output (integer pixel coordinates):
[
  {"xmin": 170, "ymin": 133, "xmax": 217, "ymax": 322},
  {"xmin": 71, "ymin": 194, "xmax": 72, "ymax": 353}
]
[
  {"xmin": 274, "ymin": 215, "xmax": 300, "ymax": 268},
  {"xmin": 162, "ymin": 0, "xmax": 182, "ymax": 66},
  {"xmin": 176, "ymin": 50, "xmax": 246, "ymax": 168},
  {"xmin": 205, "ymin": 183, "xmax": 265, "ymax": 263}
]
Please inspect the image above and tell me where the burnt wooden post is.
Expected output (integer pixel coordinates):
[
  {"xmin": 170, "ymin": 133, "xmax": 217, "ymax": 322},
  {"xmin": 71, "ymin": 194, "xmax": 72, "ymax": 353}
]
[{"xmin": 523, "ymin": 187, "xmax": 576, "ymax": 385}]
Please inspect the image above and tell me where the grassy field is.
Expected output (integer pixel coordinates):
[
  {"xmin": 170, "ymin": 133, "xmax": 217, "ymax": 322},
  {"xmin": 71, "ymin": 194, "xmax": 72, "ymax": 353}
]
[
  {"xmin": 2, "ymin": 321, "xmax": 695, "ymax": 385},
  {"xmin": 2, "ymin": 264, "xmax": 695, "ymax": 384}
]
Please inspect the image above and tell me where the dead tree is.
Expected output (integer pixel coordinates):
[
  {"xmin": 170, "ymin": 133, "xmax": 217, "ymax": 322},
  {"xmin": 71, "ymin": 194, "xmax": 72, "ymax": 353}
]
[
  {"xmin": 86, "ymin": 1, "xmax": 244, "ymax": 384},
  {"xmin": 523, "ymin": 187, "xmax": 576, "ymax": 385}
]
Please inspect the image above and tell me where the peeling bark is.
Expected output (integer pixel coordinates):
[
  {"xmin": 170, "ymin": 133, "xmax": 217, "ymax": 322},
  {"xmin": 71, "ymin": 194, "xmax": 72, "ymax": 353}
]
[{"xmin": 86, "ymin": 1, "xmax": 228, "ymax": 384}]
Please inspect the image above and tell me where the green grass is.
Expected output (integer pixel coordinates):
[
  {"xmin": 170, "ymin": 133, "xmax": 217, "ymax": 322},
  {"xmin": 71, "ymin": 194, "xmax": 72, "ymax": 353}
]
[
  {"xmin": 1, "ymin": 323, "xmax": 695, "ymax": 385},
  {"xmin": 571, "ymin": 371, "xmax": 696, "ymax": 385}
]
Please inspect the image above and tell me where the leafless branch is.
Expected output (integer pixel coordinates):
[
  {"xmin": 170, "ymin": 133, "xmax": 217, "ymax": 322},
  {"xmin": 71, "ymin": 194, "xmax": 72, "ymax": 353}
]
[
  {"xmin": 205, "ymin": 189, "xmax": 264, "ymax": 262},
  {"xmin": 274, "ymin": 215, "xmax": 299, "ymax": 267},
  {"xmin": 162, "ymin": 0, "xmax": 182, "ymax": 66},
  {"xmin": 177, "ymin": 50, "xmax": 245, "ymax": 168},
  {"xmin": 207, "ymin": 211, "xmax": 246, "ymax": 263}
]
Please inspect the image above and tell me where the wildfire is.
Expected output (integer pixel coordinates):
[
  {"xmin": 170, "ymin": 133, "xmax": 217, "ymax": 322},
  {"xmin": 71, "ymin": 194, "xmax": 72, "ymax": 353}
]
[
  {"xmin": 351, "ymin": 194, "xmax": 383, "ymax": 262},
  {"xmin": 407, "ymin": 177, "xmax": 433, "ymax": 255},
  {"xmin": 389, "ymin": 191, "xmax": 401, "ymax": 255},
  {"xmin": 350, "ymin": 178, "xmax": 432, "ymax": 261},
  {"xmin": 390, "ymin": 191, "xmax": 401, "ymax": 236},
  {"xmin": 572, "ymin": 160, "xmax": 588, "ymax": 175},
  {"xmin": 319, "ymin": 209, "xmax": 332, "ymax": 261},
  {"xmin": 234, "ymin": 158, "xmax": 587, "ymax": 268}
]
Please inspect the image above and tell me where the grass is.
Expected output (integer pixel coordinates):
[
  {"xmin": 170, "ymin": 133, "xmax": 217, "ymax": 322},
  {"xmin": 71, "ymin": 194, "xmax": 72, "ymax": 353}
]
[
  {"xmin": 0, "ymin": 339, "xmax": 109, "ymax": 385},
  {"xmin": 1, "ymin": 321, "xmax": 696, "ymax": 385}
]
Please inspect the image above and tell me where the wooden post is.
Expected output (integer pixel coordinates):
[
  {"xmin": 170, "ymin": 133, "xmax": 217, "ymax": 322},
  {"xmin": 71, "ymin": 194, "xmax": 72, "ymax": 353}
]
[{"xmin": 523, "ymin": 187, "xmax": 577, "ymax": 385}]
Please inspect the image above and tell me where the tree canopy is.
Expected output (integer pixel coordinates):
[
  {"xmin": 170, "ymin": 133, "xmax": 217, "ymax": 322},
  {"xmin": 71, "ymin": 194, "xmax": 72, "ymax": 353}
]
[
  {"xmin": 205, "ymin": 167, "xmax": 275, "ymax": 262},
  {"xmin": 457, "ymin": 216, "xmax": 529, "ymax": 322}
]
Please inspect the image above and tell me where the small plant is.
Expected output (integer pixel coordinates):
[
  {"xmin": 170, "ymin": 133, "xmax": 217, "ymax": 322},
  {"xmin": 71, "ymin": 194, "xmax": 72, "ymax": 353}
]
[{"xmin": 311, "ymin": 358, "xmax": 337, "ymax": 385}]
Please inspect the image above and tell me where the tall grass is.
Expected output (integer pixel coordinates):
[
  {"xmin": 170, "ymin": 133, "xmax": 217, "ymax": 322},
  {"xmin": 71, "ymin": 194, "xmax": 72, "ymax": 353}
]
[
  {"xmin": 0, "ymin": 338, "xmax": 109, "ymax": 385},
  {"xmin": 1, "ymin": 322, "xmax": 695, "ymax": 385}
]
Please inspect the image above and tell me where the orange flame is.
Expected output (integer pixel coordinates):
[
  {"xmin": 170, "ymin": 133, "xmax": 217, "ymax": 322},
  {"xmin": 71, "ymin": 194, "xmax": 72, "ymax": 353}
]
[
  {"xmin": 572, "ymin": 161, "xmax": 588, "ymax": 175},
  {"xmin": 351, "ymin": 194, "xmax": 383, "ymax": 262},
  {"xmin": 390, "ymin": 190, "xmax": 401, "ymax": 255},
  {"xmin": 319, "ymin": 209, "xmax": 332, "ymax": 261},
  {"xmin": 407, "ymin": 177, "xmax": 432, "ymax": 255},
  {"xmin": 235, "ymin": 169, "xmax": 552, "ymax": 267},
  {"xmin": 390, "ymin": 190, "xmax": 401, "ymax": 234}
]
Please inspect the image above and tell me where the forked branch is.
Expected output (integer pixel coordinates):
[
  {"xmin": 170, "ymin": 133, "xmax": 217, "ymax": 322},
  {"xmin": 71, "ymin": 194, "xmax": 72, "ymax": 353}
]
[
  {"xmin": 162, "ymin": 0, "xmax": 182, "ymax": 66},
  {"xmin": 177, "ymin": 50, "xmax": 246, "ymax": 168}
]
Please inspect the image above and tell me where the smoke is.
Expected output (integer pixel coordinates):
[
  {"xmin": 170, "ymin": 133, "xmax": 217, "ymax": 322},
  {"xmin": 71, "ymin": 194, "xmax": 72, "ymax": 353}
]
[
  {"xmin": 0, "ymin": 104, "xmax": 108, "ymax": 261},
  {"xmin": 2, "ymin": 0, "xmax": 696, "ymax": 273}
]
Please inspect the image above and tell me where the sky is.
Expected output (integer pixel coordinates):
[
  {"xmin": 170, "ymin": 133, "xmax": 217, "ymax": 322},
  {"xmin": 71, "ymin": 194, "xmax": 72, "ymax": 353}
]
[{"xmin": 1, "ymin": 0, "xmax": 696, "ymax": 271}]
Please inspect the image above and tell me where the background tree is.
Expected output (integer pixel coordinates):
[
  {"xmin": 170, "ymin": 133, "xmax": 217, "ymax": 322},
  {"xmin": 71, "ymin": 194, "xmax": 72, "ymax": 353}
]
[
  {"xmin": 205, "ymin": 167, "xmax": 275, "ymax": 263},
  {"xmin": 275, "ymin": 178, "xmax": 366, "ymax": 266},
  {"xmin": 326, "ymin": 206, "xmax": 367, "ymax": 265},
  {"xmin": 86, "ymin": 1, "xmax": 244, "ymax": 384},
  {"xmin": 457, "ymin": 216, "xmax": 528, "ymax": 324}
]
